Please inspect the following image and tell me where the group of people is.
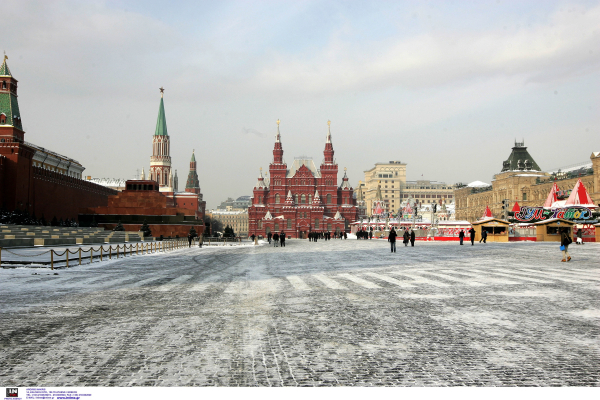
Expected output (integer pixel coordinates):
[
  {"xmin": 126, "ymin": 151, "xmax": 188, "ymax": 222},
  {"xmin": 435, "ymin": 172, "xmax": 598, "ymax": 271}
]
[
  {"xmin": 265, "ymin": 231, "xmax": 286, "ymax": 247},
  {"xmin": 356, "ymin": 229, "xmax": 373, "ymax": 239},
  {"xmin": 307, "ymin": 231, "xmax": 345, "ymax": 241},
  {"xmin": 458, "ymin": 227, "xmax": 485, "ymax": 245},
  {"xmin": 387, "ymin": 227, "xmax": 416, "ymax": 252}
]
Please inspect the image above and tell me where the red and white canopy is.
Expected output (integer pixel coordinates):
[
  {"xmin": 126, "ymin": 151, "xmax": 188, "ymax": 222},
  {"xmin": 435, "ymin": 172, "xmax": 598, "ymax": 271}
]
[
  {"xmin": 511, "ymin": 201, "xmax": 521, "ymax": 212},
  {"xmin": 564, "ymin": 179, "xmax": 596, "ymax": 208},
  {"xmin": 543, "ymin": 182, "xmax": 559, "ymax": 209},
  {"xmin": 481, "ymin": 205, "xmax": 493, "ymax": 219}
]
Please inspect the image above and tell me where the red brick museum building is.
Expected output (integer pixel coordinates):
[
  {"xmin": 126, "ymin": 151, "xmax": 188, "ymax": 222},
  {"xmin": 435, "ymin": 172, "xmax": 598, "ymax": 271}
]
[{"xmin": 248, "ymin": 121, "xmax": 358, "ymax": 238}]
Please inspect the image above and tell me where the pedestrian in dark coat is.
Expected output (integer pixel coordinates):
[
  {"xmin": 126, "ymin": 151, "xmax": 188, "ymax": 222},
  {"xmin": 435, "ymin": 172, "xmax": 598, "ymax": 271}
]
[
  {"xmin": 388, "ymin": 228, "xmax": 397, "ymax": 253},
  {"xmin": 468, "ymin": 227, "xmax": 476, "ymax": 246},
  {"xmin": 480, "ymin": 230, "xmax": 488, "ymax": 243},
  {"xmin": 369, "ymin": 229, "xmax": 373, "ymax": 240},
  {"xmin": 403, "ymin": 229, "xmax": 409, "ymax": 246},
  {"xmin": 410, "ymin": 229, "xmax": 415, "ymax": 247},
  {"xmin": 560, "ymin": 229, "xmax": 572, "ymax": 262},
  {"xmin": 267, "ymin": 231, "xmax": 272, "ymax": 244},
  {"xmin": 459, "ymin": 230, "xmax": 464, "ymax": 245},
  {"xmin": 280, "ymin": 231, "xmax": 285, "ymax": 247},
  {"xmin": 273, "ymin": 232, "xmax": 279, "ymax": 247},
  {"xmin": 188, "ymin": 233, "xmax": 193, "ymax": 247}
]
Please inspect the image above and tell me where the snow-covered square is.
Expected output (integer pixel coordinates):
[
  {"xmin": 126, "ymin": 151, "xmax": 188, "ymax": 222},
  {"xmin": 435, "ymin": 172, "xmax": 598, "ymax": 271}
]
[{"xmin": 1, "ymin": 239, "xmax": 599, "ymax": 386}]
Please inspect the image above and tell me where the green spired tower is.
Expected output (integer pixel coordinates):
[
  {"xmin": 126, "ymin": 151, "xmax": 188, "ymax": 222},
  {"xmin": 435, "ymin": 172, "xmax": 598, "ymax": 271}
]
[
  {"xmin": 149, "ymin": 87, "xmax": 173, "ymax": 191},
  {"xmin": 0, "ymin": 53, "xmax": 24, "ymax": 143}
]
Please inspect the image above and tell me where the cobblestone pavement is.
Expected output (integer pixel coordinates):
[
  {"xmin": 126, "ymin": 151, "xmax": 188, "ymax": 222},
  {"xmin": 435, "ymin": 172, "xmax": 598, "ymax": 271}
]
[{"xmin": 1, "ymin": 240, "xmax": 599, "ymax": 386}]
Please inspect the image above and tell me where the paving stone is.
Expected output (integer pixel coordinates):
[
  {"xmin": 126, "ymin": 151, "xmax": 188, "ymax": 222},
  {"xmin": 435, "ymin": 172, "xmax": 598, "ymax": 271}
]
[{"xmin": 0, "ymin": 240, "xmax": 599, "ymax": 386}]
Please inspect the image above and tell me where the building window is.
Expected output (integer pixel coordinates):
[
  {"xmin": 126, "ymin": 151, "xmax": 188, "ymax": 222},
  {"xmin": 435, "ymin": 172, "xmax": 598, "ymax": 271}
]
[
  {"xmin": 258, "ymin": 221, "xmax": 262, "ymax": 229},
  {"xmin": 327, "ymin": 194, "xmax": 332, "ymax": 204},
  {"xmin": 275, "ymin": 193, "xmax": 280, "ymax": 203},
  {"xmin": 308, "ymin": 194, "xmax": 312, "ymax": 203},
  {"xmin": 274, "ymin": 223, "xmax": 279, "ymax": 231},
  {"xmin": 295, "ymin": 194, "xmax": 299, "ymax": 204},
  {"xmin": 315, "ymin": 219, "xmax": 319, "ymax": 229},
  {"xmin": 523, "ymin": 193, "xmax": 527, "ymax": 201},
  {"xmin": 301, "ymin": 194, "xmax": 306, "ymax": 204},
  {"xmin": 328, "ymin": 223, "xmax": 332, "ymax": 231},
  {"xmin": 287, "ymin": 219, "xmax": 291, "ymax": 229},
  {"xmin": 1, "ymin": 81, "xmax": 5, "ymax": 89}
]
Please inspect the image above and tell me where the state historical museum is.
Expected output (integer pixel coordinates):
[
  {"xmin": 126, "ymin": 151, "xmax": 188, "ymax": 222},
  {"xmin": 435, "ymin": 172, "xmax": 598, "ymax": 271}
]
[{"xmin": 249, "ymin": 121, "xmax": 358, "ymax": 238}]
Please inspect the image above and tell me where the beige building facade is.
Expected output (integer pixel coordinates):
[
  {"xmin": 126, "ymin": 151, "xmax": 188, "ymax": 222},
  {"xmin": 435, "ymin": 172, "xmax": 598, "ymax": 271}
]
[
  {"xmin": 358, "ymin": 161, "xmax": 454, "ymax": 216},
  {"xmin": 207, "ymin": 209, "xmax": 249, "ymax": 237},
  {"xmin": 455, "ymin": 145, "xmax": 600, "ymax": 222}
]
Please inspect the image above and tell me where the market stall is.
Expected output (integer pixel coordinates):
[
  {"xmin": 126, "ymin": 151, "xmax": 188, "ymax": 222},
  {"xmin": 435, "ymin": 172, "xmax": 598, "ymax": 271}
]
[
  {"xmin": 472, "ymin": 218, "xmax": 510, "ymax": 242},
  {"xmin": 534, "ymin": 218, "xmax": 574, "ymax": 242}
]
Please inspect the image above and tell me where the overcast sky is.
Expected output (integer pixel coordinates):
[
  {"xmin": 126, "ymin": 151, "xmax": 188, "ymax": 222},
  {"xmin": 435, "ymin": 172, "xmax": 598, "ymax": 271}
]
[{"xmin": 3, "ymin": 0, "xmax": 599, "ymax": 209}]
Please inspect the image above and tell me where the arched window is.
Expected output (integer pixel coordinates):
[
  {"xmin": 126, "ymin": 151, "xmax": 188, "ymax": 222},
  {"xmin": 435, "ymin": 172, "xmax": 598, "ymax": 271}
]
[
  {"xmin": 0, "ymin": 113, "xmax": 5, "ymax": 124},
  {"xmin": 275, "ymin": 194, "xmax": 280, "ymax": 203},
  {"xmin": 258, "ymin": 221, "xmax": 262, "ymax": 229},
  {"xmin": 287, "ymin": 219, "xmax": 291, "ymax": 229},
  {"xmin": 301, "ymin": 194, "xmax": 306, "ymax": 204},
  {"xmin": 1, "ymin": 81, "xmax": 5, "ymax": 89},
  {"xmin": 295, "ymin": 194, "xmax": 299, "ymax": 204},
  {"xmin": 327, "ymin": 194, "xmax": 332, "ymax": 204},
  {"xmin": 315, "ymin": 219, "xmax": 319, "ymax": 229},
  {"xmin": 308, "ymin": 195, "xmax": 312, "ymax": 203},
  {"xmin": 274, "ymin": 223, "xmax": 279, "ymax": 231}
]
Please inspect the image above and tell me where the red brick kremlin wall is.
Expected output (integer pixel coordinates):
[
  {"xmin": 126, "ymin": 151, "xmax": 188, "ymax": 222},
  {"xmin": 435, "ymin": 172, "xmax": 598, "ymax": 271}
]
[{"xmin": 31, "ymin": 166, "xmax": 117, "ymax": 220}]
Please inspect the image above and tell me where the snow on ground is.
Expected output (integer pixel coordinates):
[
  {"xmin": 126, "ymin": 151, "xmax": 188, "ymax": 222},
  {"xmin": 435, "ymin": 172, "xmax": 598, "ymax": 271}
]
[{"xmin": 1, "ymin": 239, "xmax": 599, "ymax": 386}]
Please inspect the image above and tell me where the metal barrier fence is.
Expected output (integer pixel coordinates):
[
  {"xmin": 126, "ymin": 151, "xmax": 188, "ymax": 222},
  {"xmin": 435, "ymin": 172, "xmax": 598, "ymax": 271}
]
[
  {"xmin": 202, "ymin": 237, "xmax": 245, "ymax": 245},
  {"xmin": 0, "ymin": 238, "xmax": 191, "ymax": 270}
]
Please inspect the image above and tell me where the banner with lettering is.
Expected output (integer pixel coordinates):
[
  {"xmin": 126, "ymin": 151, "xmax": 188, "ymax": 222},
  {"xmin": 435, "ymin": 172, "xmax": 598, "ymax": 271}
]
[{"xmin": 514, "ymin": 206, "xmax": 597, "ymax": 224}]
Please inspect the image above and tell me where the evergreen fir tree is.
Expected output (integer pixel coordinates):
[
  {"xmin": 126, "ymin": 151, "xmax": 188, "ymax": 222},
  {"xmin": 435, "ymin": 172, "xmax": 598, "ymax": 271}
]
[
  {"xmin": 139, "ymin": 220, "xmax": 152, "ymax": 237},
  {"xmin": 113, "ymin": 221, "xmax": 125, "ymax": 231},
  {"xmin": 51, "ymin": 216, "xmax": 58, "ymax": 226}
]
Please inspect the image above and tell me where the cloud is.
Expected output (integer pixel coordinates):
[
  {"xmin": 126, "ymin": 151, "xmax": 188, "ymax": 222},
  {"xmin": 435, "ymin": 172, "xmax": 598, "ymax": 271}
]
[
  {"xmin": 242, "ymin": 127, "xmax": 265, "ymax": 137},
  {"xmin": 247, "ymin": 3, "xmax": 600, "ymax": 96}
]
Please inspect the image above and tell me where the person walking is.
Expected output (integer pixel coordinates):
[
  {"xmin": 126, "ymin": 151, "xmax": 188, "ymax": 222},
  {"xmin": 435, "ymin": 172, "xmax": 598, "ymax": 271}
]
[
  {"xmin": 468, "ymin": 227, "xmax": 476, "ymax": 246},
  {"xmin": 403, "ymin": 229, "xmax": 409, "ymax": 246},
  {"xmin": 459, "ymin": 230, "xmax": 464, "ymax": 245},
  {"xmin": 369, "ymin": 228, "xmax": 373, "ymax": 240},
  {"xmin": 280, "ymin": 231, "xmax": 286, "ymax": 247},
  {"xmin": 410, "ymin": 229, "xmax": 415, "ymax": 247},
  {"xmin": 576, "ymin": 228, "xmax": 583, "ymax": 245},
  {"xmin": 388, "ymin": 227, "xmax": 397, "ymax": 253},
  {"xmin": 561, "ymin": 228, "xmax": 572, "ymax": 262},
  {"xmin": 480, "ymin": 230, "xmax": 488, "ymax": 243},
  {"xmin": 273, "ymin": 232, "xmax": 279, "ymax": 247},
  {"xmin": 188, "ymin": 233, "xmax": 193, "ymax": 247},
  {"xmin": 344, "ymin": 231, "xmax": 347, "ymax": 239},
  {"xmin": 267, "ymin": 231, "xmax": 272, "ymax": 244}
]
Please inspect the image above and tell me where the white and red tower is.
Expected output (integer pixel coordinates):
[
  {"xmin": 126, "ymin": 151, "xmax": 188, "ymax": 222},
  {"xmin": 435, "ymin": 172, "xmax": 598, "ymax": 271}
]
[
  {"xmin": 319, "ymin": 120, "xmax": 338, "ymax": 215},
  {"xmin": 149, "ymin": 87, "xmax": 173, "ymax": 192}
]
